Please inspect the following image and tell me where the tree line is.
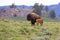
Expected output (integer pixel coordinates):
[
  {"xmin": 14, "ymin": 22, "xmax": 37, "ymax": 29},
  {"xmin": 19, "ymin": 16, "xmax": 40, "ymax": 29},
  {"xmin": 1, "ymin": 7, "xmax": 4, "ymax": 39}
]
[
  {"xmin": 33, "ymin": 3, "xmax": 56, "ymax": 19},
  {"xmin": 6, "ymin": 3, "xmax": 56, "ymax": 19}
]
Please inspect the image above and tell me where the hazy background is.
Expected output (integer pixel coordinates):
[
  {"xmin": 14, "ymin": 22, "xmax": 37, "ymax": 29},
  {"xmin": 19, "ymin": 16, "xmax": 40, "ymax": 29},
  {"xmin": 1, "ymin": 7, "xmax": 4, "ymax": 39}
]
[{"xmin": 0, "ymin": 0, "xmax": 60, "ymax": 21}]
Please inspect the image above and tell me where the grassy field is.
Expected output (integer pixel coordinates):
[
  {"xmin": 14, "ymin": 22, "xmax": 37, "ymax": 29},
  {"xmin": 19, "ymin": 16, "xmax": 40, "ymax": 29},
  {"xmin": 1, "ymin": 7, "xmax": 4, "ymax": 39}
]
[{"xmin": 0, "ymin": 19, "xmax": 60, "ymax": 40}]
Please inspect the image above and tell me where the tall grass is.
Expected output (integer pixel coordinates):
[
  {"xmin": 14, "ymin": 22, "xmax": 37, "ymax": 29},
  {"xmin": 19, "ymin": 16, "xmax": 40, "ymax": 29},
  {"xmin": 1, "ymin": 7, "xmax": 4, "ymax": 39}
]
[{"xmin": 0, "ymin": 19, "xmax": 60, "ymax": 40}]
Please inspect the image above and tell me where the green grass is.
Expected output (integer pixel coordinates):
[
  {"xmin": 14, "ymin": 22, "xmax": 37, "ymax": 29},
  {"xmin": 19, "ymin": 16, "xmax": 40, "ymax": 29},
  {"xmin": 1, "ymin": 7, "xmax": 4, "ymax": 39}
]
[
  {"xmin": 0, "ymin": 19, "xmax": 60, "ymax": 40},
  {"xmin": 42, "ymin": 17, "xmax": 59, "ymax": 22}
]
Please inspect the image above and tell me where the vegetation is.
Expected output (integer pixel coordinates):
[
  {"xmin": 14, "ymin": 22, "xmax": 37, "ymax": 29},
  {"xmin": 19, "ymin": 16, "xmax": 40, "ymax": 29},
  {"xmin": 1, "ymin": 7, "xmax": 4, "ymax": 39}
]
[
  {"xmin": 10, "ymin": 3, "xmax": 16, "ymax": 8},
  {"xmin": 49, "ymin": 10, "xmax": 56, "ymax": 19},
  {"xmin": 33, "ymin": 3, "xmax": 41, "ymax": 16},
  {"xmin": 13, "ymin": 14, "xmax": 17, "ymax": 17},
  {"xmin": 39, "ymin": 4, "xmax": 43, "ymax": 10},
  {"xmin": 45, "ymin": 6, "xmax": 49, "ymax": 12},
  {"xmin": 0, "ymin": 19, "xmax": 60, "ymax": 40}
]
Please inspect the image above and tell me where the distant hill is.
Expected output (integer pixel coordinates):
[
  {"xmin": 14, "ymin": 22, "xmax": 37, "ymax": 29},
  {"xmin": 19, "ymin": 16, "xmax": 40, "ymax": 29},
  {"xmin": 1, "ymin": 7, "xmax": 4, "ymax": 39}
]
[
  {"xmin": 0, "ymin": 5, "xmax": 32, "ymax": 9},
  {"xmin": 0, "ymin": 7, "xmax": 33, "ymax": 20},
  {"xmin": 17, "ymin": 5, "xmax": 33, "ymax": 9},
  {"xmin": 0, "ymin": 3, "xmax": 60, "ymax": 18},
  {"xmin": 0, "ymin": 6, "xmax": 10, "ymax": 10}
]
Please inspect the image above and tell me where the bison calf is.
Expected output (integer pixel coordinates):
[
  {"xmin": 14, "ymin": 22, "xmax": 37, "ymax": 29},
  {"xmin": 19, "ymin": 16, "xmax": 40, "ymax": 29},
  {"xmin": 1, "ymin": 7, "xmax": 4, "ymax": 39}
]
[{"xmin": 36, "ymin": 18, "xmax": 43, "ymax": 26}]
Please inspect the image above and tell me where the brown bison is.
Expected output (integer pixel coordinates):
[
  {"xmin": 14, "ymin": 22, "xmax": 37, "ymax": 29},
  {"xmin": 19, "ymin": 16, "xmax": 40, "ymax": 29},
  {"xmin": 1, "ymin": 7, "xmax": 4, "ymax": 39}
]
[
  {"xmin": 36, "ymin": 18, "xmax": 43, "ymax": 26},
  {"xmin": 27, "ymin": 12, "xmax": 42, "ymax": 25}
]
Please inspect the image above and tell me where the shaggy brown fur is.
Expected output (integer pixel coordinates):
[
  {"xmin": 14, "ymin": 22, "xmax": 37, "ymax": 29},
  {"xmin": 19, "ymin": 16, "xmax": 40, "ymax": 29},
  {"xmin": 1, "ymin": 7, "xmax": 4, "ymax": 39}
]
[
  {"xmin": 27, "ymin": 12, "xmax": 41, "ymax": 25},
  {"xmin": 36, "ymin": 18, "xmax": 43, "ymax": 26}
]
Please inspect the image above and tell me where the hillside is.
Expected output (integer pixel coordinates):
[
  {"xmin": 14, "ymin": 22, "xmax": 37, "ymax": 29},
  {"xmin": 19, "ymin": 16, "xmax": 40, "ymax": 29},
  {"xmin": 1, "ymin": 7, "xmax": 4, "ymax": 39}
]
[
  {"xmin": 0, "ymin": 3, "xmax": 60, "ymax": 18},
  {"xmin": 0, "ymin": 19, "xmax": 60, "ymax": 40},
  {"xmin": 0, "ymin": 8, "xmax": 32, "ymax": 18}
]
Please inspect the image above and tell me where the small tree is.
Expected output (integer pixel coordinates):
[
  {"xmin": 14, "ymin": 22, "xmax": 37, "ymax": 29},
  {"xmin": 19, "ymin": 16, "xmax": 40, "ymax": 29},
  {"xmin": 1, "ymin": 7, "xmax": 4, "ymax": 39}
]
[
  {"xmin": 40, "ymin": 4, "xmax": 43, "ymax": 10},
  {"xmin": 50, "ymin": 10, "xmax": 56, "ymax": 19},
  {"xmin": 33, "ymin": 3, "xmax": 41, "ymax": 16},
  {"xmin": 45, "ymin": 6, "xmax": 49, "ymax": 12},
  {"xmin": 10, "ymin": 3, "xmax": 16, "ymax": 8}
]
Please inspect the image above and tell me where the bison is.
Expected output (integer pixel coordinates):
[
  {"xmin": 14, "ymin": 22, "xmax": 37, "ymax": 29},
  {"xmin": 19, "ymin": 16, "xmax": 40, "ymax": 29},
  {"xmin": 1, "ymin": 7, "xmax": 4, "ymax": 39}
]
[
  {"xmin": 27, "ymin": 12, "xmax": 42, "ymax": 25},
  {"xmin": 36, "ymin": 18, "xmax": 43, "ymax": 26}
]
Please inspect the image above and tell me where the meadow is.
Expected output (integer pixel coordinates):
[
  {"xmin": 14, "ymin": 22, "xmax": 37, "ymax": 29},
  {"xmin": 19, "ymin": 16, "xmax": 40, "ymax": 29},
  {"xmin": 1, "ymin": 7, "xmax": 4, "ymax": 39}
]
[{"xmin": 0, "ymin": 19, "xmax": 60, "ymax": 40}]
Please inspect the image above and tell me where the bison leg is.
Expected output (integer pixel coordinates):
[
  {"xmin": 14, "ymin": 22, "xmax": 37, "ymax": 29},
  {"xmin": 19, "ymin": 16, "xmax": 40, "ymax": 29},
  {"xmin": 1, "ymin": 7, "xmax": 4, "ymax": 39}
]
[
  {"xmin": 40, "ymin": 23, "xmax": 43, "ymax": 26},
  {"xmin": 31, "ymin": 20, "xmax": 35, "ymax": 26},
  {"xmin": 40, "ymin": 22, "xmax": 43, "ymax": 26},
  {"xmin": 36, "ymin": 22, "xmax": 39, "ymax": 25}
]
